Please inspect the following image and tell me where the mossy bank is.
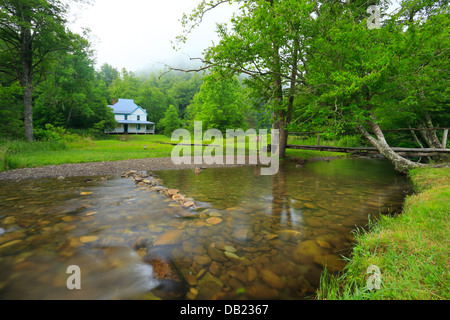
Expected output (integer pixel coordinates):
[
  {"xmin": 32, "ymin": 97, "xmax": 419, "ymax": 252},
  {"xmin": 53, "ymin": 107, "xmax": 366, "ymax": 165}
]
[{"xmin": 317, "ymin": 166, "xmax": 449, "ymax": 300}]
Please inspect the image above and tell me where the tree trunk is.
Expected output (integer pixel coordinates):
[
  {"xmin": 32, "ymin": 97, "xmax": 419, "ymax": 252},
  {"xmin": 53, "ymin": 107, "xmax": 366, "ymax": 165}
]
[
  {"xmin": 357, "ymin": 120, "xmax": 423, "ymax": 173},
  {"xmin": 23, "ymin": 83, "xmax": 34, "ymax": 141},
  {"xmin": 425, "ymin": 114, "xmax": 442, "ymax": 147},
  {"xmin": 20, "ymin": 25, "xmax": 34, "ymax": 142},
  {"xmin": 419, "ymin": 114, "xmax": 441, "ymax": 148},
  {"xmin": 271, "ymin": 39, "xmax": 287, "ymax": 158},
  {"xmin": 272, "ymin": 115, "xmax": 288, "ymax": 158}
]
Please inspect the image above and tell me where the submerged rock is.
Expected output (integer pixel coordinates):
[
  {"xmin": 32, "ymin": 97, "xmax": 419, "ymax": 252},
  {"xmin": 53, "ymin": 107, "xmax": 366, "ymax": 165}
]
[
  {"xmin": 261, "ymin": 269, "xmax": 285, "ymax": 289},
  {"xmin": 153, "ymin": 229, "xmax": 185, "ymax": 246},
  {"xmin": 143, "ymin": 253, "xmax": 189, "ymax": 299},
  {"xmin": 245, "ymin": 284, "xmax": 279, "ymax": 299},
  {"xmin": 206, "ymin": 217, "xmax": 222, "ymax": 225},
  {"xmin": 206, "ymin": 246, "xmax": 228, "ymax": 263}
]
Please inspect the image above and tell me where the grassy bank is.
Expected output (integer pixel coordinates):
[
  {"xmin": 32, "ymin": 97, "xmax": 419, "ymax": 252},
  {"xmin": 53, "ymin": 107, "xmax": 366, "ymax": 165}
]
[
  {"xmin": 317, "ymin": 166, "xmax": 450, "ymax": 300},
  {"xmin": 0, "ymin": 134, "xmax": 346, "ymax": 172}
]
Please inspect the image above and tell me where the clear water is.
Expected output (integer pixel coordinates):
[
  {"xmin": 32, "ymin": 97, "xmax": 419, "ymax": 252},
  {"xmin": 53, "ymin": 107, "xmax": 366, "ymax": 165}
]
[{"xmin": 0, "ymin": 158, "xmax": 411, "ymax": 300}]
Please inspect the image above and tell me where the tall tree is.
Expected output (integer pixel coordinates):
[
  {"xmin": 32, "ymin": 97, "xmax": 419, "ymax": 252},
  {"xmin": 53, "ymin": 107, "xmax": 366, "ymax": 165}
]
[
  {"xmin": 159, "ymin": 104, "xmax": 182, "ymax": 136},
  {"xmin": 305, "ymin": 0, "xmax": 449, "ymax": 172},
  {"xmin": 33, "ymin": 32, "xmax": 116, "ymax": 130},
  {"xmin": 0, "ymin": 0, "xmax": 75, "ymax": 141},
  {"xmin": 186, "ymin": 73, "xmax": 249, "ymax": 132},
  {"xmin": 174, "ymin": 0, "xmax": 315, "ymax": 157},
  {"xmin": 97, "ymin": 63, "xmax": 120, "ymax": 89}
]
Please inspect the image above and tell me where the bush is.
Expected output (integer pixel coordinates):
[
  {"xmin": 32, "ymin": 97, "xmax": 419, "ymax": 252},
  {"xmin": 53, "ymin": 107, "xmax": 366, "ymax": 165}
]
[
  {"xmin": 34, "ymin": 123, "xmax": 86, "ymax": 143},
  {"xmin": 0, "ymin": 146, "xmax": 20, "ymax": 171}
]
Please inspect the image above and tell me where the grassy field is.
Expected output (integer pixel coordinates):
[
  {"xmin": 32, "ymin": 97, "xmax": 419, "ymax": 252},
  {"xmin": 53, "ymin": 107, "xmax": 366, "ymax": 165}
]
[
  {"xmin": 317, "ymin": 166, "xmax": 450, "ymax": 300},
  {"xmin": 0, "ymin": 134, "xmax": 347, "ymax": 172}
]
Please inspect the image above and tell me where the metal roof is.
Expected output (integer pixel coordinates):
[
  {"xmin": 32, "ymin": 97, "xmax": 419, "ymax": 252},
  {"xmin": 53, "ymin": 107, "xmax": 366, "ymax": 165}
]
[{"xmin": 108, "ymin": 99, "xmax": 147, "ymax": 115}]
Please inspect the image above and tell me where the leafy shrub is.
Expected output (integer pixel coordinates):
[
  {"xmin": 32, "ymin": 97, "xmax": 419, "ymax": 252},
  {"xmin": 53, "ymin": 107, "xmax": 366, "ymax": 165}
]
[{"xmin": 0, "ymin": 146, "xmax": 20, "ymax": 171}]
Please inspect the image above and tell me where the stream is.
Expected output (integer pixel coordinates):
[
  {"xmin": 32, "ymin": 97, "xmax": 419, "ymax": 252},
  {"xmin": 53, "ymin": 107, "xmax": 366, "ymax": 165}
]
[{"xmin": 0, "ymin": 158, "xmax": 411, "ymax": 299}]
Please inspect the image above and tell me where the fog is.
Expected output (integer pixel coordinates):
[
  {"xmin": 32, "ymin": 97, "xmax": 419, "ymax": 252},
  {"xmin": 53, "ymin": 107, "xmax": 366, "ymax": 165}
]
[{"xmin": 68, "ymin": 0, "xmax": 238, "ymax": 73}]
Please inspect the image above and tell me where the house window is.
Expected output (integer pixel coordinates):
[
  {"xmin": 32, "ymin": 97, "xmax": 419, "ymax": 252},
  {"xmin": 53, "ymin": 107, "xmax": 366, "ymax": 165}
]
[
  {"xmin": 124, "ymin": 115, "xmax": 128, "ymax": 120},
  {"xmin": 137, "ymin": 124, "xmax": 141, "ymax": 131},
  {"xmin": 137, "ymin": 115, "xmax": 140, "ymax": 121}
]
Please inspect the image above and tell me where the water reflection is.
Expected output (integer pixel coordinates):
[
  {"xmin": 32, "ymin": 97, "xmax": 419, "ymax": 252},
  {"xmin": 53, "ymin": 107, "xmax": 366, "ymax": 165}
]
[{"xmin": 0, "ymin": 158, "xmax": 411, "ymax": 300}]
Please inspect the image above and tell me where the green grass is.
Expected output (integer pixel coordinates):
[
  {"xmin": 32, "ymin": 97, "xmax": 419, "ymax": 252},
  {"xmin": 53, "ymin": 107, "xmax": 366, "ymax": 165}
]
[
  {"xmin": 288, "ymin": 135, "xmax": 365, "ymax": 148},
  {"xmin": 317, "ymin": 166, "xmax": 450, "ymax": 300},
  {"xmin": 0, "ymin": 134, "xmax": 347, "ymax": 172}
]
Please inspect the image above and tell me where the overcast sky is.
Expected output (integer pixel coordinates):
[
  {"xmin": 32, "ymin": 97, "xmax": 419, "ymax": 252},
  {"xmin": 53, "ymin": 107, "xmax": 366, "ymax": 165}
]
[{"xmin": 68, "ymin": 0, "xmax": 237, "ymax": 73}]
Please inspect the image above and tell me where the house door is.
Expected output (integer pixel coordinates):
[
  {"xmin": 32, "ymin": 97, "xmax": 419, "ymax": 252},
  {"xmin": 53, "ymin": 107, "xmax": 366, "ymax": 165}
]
[{"xmin": 124, "ymin": 124, "xmax": 128, "ymax": 133}]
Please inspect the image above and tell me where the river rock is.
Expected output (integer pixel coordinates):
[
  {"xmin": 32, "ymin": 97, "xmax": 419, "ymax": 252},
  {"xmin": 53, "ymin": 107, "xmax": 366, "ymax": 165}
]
[
  {"xmin": 303, "ymin": 202, "xmax": 319, "ymax": 210},
  {"xmin": 182, "ymin": 241, "xmax": 204, "ymax": 254},
  {"xmin": 245, "ymin": 284, "xmax": 279, "ymax": 300},
  {"xmin": 2, "ymin": 216, "xmax": 16, "ymax": 224},
  {"xmin": 0, "ymin": 228, "xmax": 5, "ymax": 236},
  {"xmin": 182, "ymin": 201, "xmax": 195, "ymax": 208},
  {"xmin": 143, "ymin": 254, "xmax": 189, "ymax": 300},
  {"xmin": 224, "ymin": 251, "xmax": 242, "ymax": 262},
  {"xmin": 186, "ymin": 287, "xmax": 199, "ymax": 300},
  {"xmin": 0, "ymin": 231, "xmax": 26, "ymax": 246},
  {"xmin": 207, "ymin": 246, "xmax": 228, "ymax": 262},
  {"xmin": 313, "ymin": 254, "xmax": 347, "ymax": 271},
  {"xmin": 304, "ymin": 217, "xmax": 323, "ymax": 228},
  {"xmin": 61, "ymin": 216, "xmax": 76, "ymax": 222},
  {"xmin": 232, "ymin": 229, "xmax": 248, "ymax": 241},
  {"xmin": 197, "ymin": 272, "xmax": 224, "ymax": 300},
  {"xmin": 246, "ymin": 266, "xmax": 258, "ymax": 282},
  {"xmin": 292, "ymin": 240, "xmax": 328, "ymax": 264},
  {"xmin": 184, "ymin": 274, "xmax": 198, "ymax": 286},
  {"xmin": 167, "ymin": 189, "xmax": 179, "ymax": 196},
  {"xmin": 208, "ymin": 211, "xmax": 222, "ymax": 217},
  {"xmin": 194, "ymin": 254, "xmax": 212, "ymax": 266},
  {"xmin": 316, "ymin": 240, "xmax": 332, "ymax": 249},
  {"xmin": 264, "ymin": 234, "xmax": 278, "ymax": 241},
  {"xmin": 172, "ymin": 194, "xmax": 184, "ymax": 201},
  {"xmin": 0, "ymin": 239, "xmax": 23, "ymax": 249},
  {"xmin": 224, "ymin": 246, "xmax": 237, "ymax": 253},
  {"xmin": 206, "ymin": 217, "xmax": 222, "ymax": 225},
  {"xmin": 278, "ymin": 230, "xmax": 301, "ymax": 242},
  {"xmin": 261, "ymin": 269, "xmax": 285, "ymax": 289},
  {"xmin": 208, "ymin": 261, "xmax": 221, "ymax": 275},
  {"xmin": 153, "ymin": 230, "xmax": 185, "ymax": 246},
  {"xmin": 79, "ymin": 236, "xmax": 98, "ymax": 243}
]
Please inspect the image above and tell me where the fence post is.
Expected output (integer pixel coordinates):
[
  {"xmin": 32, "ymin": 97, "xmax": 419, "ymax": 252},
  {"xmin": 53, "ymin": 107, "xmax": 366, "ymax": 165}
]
[{"xmin": 317, "ymin": 133, "xmax": 321, "ymax": 146}]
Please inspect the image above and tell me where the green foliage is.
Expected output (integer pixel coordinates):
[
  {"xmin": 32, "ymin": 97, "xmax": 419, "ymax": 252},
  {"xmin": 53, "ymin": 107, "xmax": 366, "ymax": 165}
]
[
  {"xmin": 305, "ymin": 0, "xmax": 449, "ymax": 136},
  {"xmin": 0, "ymin": 82, "xmax": 23, "ymax": 139},
  {"xmin": 34, "ymin": 32, "xmax": 116, "ymax": 132},
  {"xmin": 159, "ymin": 105, "xmax": 183, "ymax": 136},
  {"xmin": 33, "ymin": 123, "xmax": 82, "ymax": 142},
  {"xmin": 97, "ymin": 63, "xmax": 120, "ymax": 88},
  {"xmin": 186, "ymin": 73, "xmax": 249, "ymax": 132},
  {"xmin": 0, "ymin": 0, "xmax": 79, "ymax": 140}
]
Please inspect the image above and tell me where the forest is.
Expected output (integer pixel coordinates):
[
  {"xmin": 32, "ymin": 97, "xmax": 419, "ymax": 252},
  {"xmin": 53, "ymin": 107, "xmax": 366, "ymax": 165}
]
[{"xmin": 0, "ymin": 0, "xmax": 448, "ymax": 173}]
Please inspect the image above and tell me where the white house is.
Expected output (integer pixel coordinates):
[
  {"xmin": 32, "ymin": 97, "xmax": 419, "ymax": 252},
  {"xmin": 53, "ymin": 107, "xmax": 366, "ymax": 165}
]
[{"xmin": 106, "ymin": 99, "xmax": 155, "ymax": 134}]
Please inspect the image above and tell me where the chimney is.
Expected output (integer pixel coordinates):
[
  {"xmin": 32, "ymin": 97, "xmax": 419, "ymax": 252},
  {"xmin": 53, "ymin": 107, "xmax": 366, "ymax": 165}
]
[{"xmin": 112, "ymin": 99, "xmax": 116, "ymax": 105}]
